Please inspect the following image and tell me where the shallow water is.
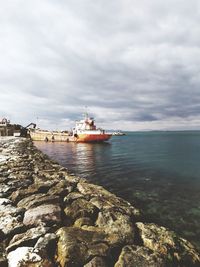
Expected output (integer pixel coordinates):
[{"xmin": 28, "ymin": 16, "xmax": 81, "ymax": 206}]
[{"xmin": 34, "ymin": 131, "xmax": 200, "ymax": 250}]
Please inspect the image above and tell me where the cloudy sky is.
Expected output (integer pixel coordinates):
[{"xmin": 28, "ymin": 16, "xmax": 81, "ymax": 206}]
[{"xmin": 0, "ymin": 0, "xmax": 200, "ymax": 131}]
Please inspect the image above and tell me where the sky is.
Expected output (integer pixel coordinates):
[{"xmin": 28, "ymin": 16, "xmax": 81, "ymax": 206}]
[{"xmin": 0, "ymin": 0, "xmax": 200, "ymax": 131}]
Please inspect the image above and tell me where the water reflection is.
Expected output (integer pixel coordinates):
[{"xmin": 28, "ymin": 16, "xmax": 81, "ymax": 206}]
[{"xmin": 34, "ymin": 141, "xmax": 111, "ymax": 178}]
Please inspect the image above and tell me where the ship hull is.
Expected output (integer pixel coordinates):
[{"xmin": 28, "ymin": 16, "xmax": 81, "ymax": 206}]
[
  {"xmin": 29, "ymin": 130, "xmax": 111, "ymax": 143},
  {"xmin": 76, "ymin": 133, "xmax": 111, "ymax": 142},
  {"xmin": 29, "ymin": 130, "xmax": 73, "ymax": 142}
]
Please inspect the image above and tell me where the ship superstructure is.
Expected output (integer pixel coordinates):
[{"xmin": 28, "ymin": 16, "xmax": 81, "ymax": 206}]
[{"xmin": 73, "ymin": 113, "xmax": 111, "ymax": 142}]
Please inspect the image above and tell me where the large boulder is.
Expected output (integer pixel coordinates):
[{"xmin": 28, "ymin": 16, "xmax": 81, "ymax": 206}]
[
  {"xmin": 23, "ymin": 204, "xmax": 61, "ymax": 226},
  {"xmin": 7, "ymin": 246, "xmax": 54, "ymax": 267},
  {"xmin": 64, "ymin": 192, "xmax": 85, "ymax": 204},
  {"xmin": 34, "ymin": 233, "xmax": 57, "ymax": 258},
  {"xmin": 17, "ymin": 194, "xmax": 60, "ymax": 209},
  {"xmin": 64, "ymin": 198, "xmax": 98, "ymax": 222},
  {"xmin": 0, "ymin": 201, "xmax": 24, "ymax": 217},
  {"xmin": 78, "ymin": 182, "xmax": 140, "ymax": 217},
  {"xmin": 0, "ymin": 214, "xmax": 24, "ymax": 236},
  {"xmin": 136, "ymin": 222, "xmax": 200, "ymax": 266},
  {"xmin": 114, "ymin": 245, "xmax": 166, "ymax": 267},
  {"xmin": 10, "ymin": 180, "xmax": 57, "ymax": 204},
  {"xmin": 7, "ymin": 225, "xmax": 49, "ymax": 253},
  {"xmin": 56, "ymin": 227, "xmax": 110, "ymax": 267},
  {"xmin": 48, "ymin": 180, "xmax": 73, "ymax": 197},
  {"xmin": 77, "ymin": 182, "xmax": 113, "ymax": 197},
  {"xmin": 96, "ymin": 208, "xmax": 135, "ymax": 245},
  {"xmin": 0, "ymin": 199, "xmax": 25, "ymax": 237}
]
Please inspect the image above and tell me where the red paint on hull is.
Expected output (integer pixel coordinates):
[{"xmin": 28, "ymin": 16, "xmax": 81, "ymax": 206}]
[{"xmin": 76, "ymin": 134, "xmax": 111, "ymax": 142}]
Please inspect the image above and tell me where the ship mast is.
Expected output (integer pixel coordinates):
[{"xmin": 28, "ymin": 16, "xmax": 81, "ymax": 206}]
[{"xmin": 83, "ymin": 106, "xmax": 89, "ymax": 120}]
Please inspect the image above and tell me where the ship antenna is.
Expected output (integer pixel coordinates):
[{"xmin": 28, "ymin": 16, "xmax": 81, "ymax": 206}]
[{"xmin": 84, "ymin": 106, "xmax": 89, "ymax": 119}]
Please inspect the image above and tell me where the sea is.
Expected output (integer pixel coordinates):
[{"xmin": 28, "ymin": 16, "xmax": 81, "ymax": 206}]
[{"xmin": 34, "ymin": 131, "xmax": 200, "ymax": 251}]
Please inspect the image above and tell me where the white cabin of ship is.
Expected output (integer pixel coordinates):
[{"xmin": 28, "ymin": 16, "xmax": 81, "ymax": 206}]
[
  {"xmin": 72, "ymin": 113, "xmax": 108, "ymax": 136},
  {"xmin": 75, "ymin": 116, "xmax": 96, "ymax": 131}
]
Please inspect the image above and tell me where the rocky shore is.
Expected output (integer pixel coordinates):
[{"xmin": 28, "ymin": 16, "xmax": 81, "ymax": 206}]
[{"xmin": 0, "ymin": 137, "xmax": 200, "ymax": 267}]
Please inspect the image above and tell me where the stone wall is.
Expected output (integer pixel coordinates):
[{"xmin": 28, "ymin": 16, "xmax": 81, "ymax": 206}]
[{"xmin": 0, "ymin": 137, "xmax": 199, "ymax": 267}]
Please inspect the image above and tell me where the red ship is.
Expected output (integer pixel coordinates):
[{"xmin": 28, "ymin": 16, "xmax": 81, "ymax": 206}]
[
  {"xmin": 29, "ymin": 113, "xmax": 112, "ymax": 143},
  {"xmin": 72, "ymin": 113, "xmax": 112, "ymax": 142}
]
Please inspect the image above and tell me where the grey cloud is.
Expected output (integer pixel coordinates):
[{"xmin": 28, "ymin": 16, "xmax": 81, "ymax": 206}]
[{"xmin": 0, "ymin": 0, "xmax": 200, "ymax": 130}]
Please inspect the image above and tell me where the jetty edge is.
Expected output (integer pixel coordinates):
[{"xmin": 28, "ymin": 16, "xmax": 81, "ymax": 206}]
[{"xmin": 0, "ymin": 137, "xmax": 199, "ymax": 267}]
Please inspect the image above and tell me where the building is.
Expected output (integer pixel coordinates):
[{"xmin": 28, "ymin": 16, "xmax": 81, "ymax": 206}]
[{"xmin": 0, "ymin": 118, "xmax": 13, "ymax": 136}]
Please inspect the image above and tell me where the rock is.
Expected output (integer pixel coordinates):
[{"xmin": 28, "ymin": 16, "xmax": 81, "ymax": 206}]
[
  {"xmin": 6, "ymin": 225, "xmax": 49, "ymax": 253},
  {"xmin": 64, "ymin": 198, "xmax": 98, "ymax": 222},
  {"xmin": 10, "ymin": 189, "xmax": 29, "ymax": 204},
  {"xmin": 136, "ymin": 222, "xmax": 200, "ymax": 266},
  {"xmin": 30, "ymin": 179, "xmax": 58, "ymax": 193},
  {"xmin": 6, "ymin": 177, "xmax": 32, "ymax": 190},
  {"xmin": 56, "ymin": 227, "xmax": 109, "ymax": 267},
  {"xmin": 48, "ymin": 180, "xmax": 73, "ymax": 197},
  {"xmin": 0, "ymin": 202, "xmax": 25, "ymax": 217},
  {"xmin": 0, "ymin": 198, "xmax": 25, "ymax": 239},
  {"xmin": 34, "ymin": 233, "xmax": 57, "ymax": 258},
  {"xmin": 84, "ymin": 256, "xmax": 107, "ymax": 267},
  {"xmin": 10, "ymin": 181, "xmax": 57, "ymax": 204},
  {"xmin": 78, "ymin": 182, "xmax": 140, "ymax": 217},
  {"xmin": 0, "ymin": 155, "xmax": 10, "ymax": 164},
  {"xmin": 90, "ymin": 196, "xmax": 140, "ymax": 218},
  {"xmin": 0, "ymin": 198, "xmax": 12, "ymax": 205},
  {"xmin": 23, "ymin": 204, "xmax": 61, "ymax": 226},
  {"xmin": 64, "ymin": 192, "xmax": 85, "ymax": 204},
  {"xmin": 0, "ymin": 214, "xmax": 24, "ymax": 236},
  {"xmin": 7, "ymin": 246, "xmax": 53, "ymax": 267},
  {"xmin": 77, "ymin": 182, "xmax": 113, "ymax": 198},
  {"xmin": 17, "ymin": 194, "xmax": 60, "ymax": 209},
  {"xmin": 96, "ymin": 208, "xmax": 134, "ymax": 245},
  {"xmin": 74, "ymin": 217, "xmax": 93, "ymax": 227},
  {"xmin": 115, "ymin": 245, "xmax": 166, "ymax": 267},
  {"xmin": 0, "ymin": 184, "xmax": 12, "ymax": 198},
  {"xmin": 65, "ymin": 174, "xmax": 80, "ymax": 184}
]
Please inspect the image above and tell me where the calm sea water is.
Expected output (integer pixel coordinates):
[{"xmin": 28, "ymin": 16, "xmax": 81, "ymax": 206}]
[{"xmin": 34, "ymin": 131, "xmax": 200, "ymax": 250}]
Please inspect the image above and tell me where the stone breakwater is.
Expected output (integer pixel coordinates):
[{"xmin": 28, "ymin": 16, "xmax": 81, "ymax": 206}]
[{"xmin": 0, "ymin": 137, "xmax": 200, "ymax": 267}]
